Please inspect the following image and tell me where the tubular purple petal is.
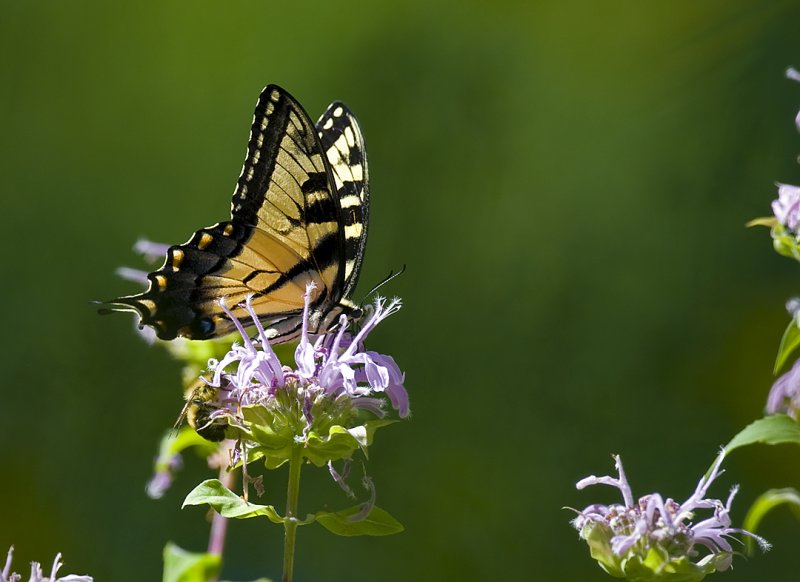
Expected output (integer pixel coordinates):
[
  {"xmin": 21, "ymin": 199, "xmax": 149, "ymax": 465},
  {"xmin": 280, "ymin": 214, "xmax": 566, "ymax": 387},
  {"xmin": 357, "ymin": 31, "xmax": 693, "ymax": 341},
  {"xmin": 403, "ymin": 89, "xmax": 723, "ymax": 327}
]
[
  {"xmin": 133, "ymin": 238, "xmax": 171, "ymax": 262},
  {"xmin": 348, "ymin": 475, "xmax": 377, "ymax": 522},
  {"xmin": 329, "ymin": 460, "xmax": 355, "ymax": 498},
  {"xmin": 3, "ymin": 547, "xmax": 12, "ymax": 580},
  {"xmin": 218, "ymin": 298, "xmax": 256, "ymax": 352},
  {"xmin": 115, "ymin": 266, "xmax": 150, "ymax": 285},
  {"xmin": 351, "ymin": 397, "xmax": 386, "ymax": 417}
]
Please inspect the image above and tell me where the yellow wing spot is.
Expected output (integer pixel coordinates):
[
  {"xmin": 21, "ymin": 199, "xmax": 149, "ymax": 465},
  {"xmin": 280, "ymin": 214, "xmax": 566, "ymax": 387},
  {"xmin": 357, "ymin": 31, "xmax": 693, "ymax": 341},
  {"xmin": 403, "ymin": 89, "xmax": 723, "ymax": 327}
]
[
  {"xmin": 223, "ymin": 224, "xmax": 234, "ymax": 236},
  {"xmin": 270, "ymin": 89, "xmax": 280, "ymax": 102},
  {"xmin": 260, "ymin": 118, "xmax": 268, "ymax": 131},
  {"xmin": 333, "ymin": 134, "xmax": 349, "ymax": 157},
  {"xmin": 171, "ymin": 249, "xmax": 184, "ymax": 270},
  {"xmin": 198, "ymin": 233, "xmax": 213, "ymax": 250},
  {"xmin": 333, "ymin": 106, "xmax": 343, "ymax": 117},
  {"xmin": 339, "ymin": 194, "xmax": 361, "ymax": 209},
  {"xmin": 240, "ymin": 185, "xmax": 248, "ymax": 197},
  {"xmin": 344, "ymin": 126, "xmax": 355, "ymax": 147},
  {"xmin": 246, "ymin": 167, "xmax": 254, "ymax": 182},
  {"xmin": 323, "ymin": 118, "xmax": 334, "ymax": 130},
  {"xmin": 253, "ymin": 149, "xmax": 261, "ymax": 164},
  {"xmin": 257, "ymin": 132, "xmax": 264, "ymax": 148},
  {"xmin": 155, "ymin": 275, "xmax": 168, "ymax": 289},
  {"xmin": 344, "ymin": 223, "xmax": 363, "ymax": 239},
  {"xmin": 265, "ymin": 102, "xmax": 275, "ymax": 115}
]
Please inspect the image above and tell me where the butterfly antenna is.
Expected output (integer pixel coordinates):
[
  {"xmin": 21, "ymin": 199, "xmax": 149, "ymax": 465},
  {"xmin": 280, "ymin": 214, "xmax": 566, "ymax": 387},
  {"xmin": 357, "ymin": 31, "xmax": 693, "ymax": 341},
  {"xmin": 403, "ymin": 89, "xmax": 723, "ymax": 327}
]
[{"xmin": 362, "ymin": 264, "xmax": 406, "ymax": 301}]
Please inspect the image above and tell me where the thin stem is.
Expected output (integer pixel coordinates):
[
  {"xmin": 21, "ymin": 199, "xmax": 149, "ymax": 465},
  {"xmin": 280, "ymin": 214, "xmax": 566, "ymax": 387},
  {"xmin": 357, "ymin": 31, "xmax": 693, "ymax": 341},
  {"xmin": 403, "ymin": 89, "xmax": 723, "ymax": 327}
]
[
  {"xmin": 208, "ymin": 465, "xmax": 234, "ymax": 556},
  {"xmin": 207, "ymin": 443, "xmax": 237, "ymax": 582},
  {"xmin": 282, "ymin": 446, "xmax": 303, "ymax": 582}
]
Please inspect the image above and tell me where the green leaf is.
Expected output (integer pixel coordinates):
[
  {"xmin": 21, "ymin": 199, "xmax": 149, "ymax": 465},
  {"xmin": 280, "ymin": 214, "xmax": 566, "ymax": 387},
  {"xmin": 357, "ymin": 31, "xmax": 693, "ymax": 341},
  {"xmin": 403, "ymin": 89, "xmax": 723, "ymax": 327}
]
[
  {"xmin": 775, "ymin": 317, "xmax": 800, "ymax": 374},
  {"xmin": 362, "ymin": 419, "xmax": 397, "ymax": 453},
  {"xmin": 182, "ymin": 479, "xmax": 283, "ymax": 523},
  {"xmin": 770, "ymin": 223, "xmax": 800, "ymax": 262},
  {"xmin": 162, "ymin": 542, "xmax": 220, "ymax": 582},
  {"xmin": 304, "ymin": 425, "xmax": 361, "ymax": 466},
  {"xmin": 316, "ymin": 505, "xmax": 404, "ymax": 536},
  {"xmin": 725, "ymin": 415, "xmax": 800, "ymax": 453},
  {"xmin": 158, "ymin": 426, "xmax": 219, "ymax": 462},
  {"xmin": 743, "ymin": 488, "xmax": 800, "ymax": 554}
]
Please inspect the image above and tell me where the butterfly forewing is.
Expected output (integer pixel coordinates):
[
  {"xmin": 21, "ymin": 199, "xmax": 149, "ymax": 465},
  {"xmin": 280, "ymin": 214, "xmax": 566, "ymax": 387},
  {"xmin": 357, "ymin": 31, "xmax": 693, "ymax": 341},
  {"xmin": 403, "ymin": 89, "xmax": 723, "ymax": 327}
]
[
  {"xmin": 106, "ymin": 85, "xmax": 362, "ymax": 341},
  {"xmin": 315, "ymin": 102, "xmax": 370, "ymax": 299}
]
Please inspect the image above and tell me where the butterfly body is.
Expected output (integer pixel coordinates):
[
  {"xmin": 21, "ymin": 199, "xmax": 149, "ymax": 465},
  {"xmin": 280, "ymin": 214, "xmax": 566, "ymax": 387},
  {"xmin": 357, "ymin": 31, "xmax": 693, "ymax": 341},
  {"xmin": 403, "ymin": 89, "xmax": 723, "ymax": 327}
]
[{"xmin": 107, "ymin": 85, "xmax": 369, "ymax": 342}]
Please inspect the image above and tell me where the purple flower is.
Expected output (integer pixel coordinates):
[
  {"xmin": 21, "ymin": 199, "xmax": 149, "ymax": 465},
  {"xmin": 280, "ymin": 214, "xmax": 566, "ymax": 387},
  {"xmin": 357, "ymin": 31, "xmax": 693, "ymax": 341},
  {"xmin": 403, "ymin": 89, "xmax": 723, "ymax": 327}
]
[
  {"xmin": 788, "ymin": 67, "xmax": 800, "ymax": 130},
  {"xmin": 146, "ymin": 451, "xmax": 183, "ymax": 500},
  {"xmin": 1, "ymin": 547, "xmax": 92, "ymax": 582},
  {"xmin": 766, "ymin": 69, "xmax": 800, "ymax": 231},
  {"xmin": 771, "ymin": 183, "xmax": 800, "ymax": 232},
  {"xmin": 203, "ymin": 283, "xmax": 408, "ymax": 468},
  {"xmin": 572, "ymin": 454, "xmax": 768, "ymax": 580},
  {"xmin": 767, "ymin": 357, "xmax": 800, "ymax": 420}
]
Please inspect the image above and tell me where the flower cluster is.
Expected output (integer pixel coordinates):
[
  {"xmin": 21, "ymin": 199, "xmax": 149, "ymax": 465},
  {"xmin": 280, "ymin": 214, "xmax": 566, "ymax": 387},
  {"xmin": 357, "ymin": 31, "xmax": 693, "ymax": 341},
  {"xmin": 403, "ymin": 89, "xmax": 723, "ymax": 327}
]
[
  {"xmin": 572, "ymin": 454, "xmax": 768, "ymax": 581},
  {"xmin": 1, "ymin": 547, "xmax": 92, "ymax": 582},
  {"xmin": 200, "ymin": 283, "xmax": 408, "ymax": 469},
  {"xmin": 764, "ymin": 68, "xmax": 800, "ymax": 257}
]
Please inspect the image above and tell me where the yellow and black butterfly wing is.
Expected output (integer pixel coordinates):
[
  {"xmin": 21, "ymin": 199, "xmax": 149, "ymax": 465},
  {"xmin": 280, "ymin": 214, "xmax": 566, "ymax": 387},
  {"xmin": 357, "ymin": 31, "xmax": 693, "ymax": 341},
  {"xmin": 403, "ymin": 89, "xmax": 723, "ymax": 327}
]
[
  {"xmin": 315, "ymin": 101, "xmax": 370, "ymax": 301},
  {"xmin": 107, "ymin": 85, "xmax": 357, "ymax": 341}
]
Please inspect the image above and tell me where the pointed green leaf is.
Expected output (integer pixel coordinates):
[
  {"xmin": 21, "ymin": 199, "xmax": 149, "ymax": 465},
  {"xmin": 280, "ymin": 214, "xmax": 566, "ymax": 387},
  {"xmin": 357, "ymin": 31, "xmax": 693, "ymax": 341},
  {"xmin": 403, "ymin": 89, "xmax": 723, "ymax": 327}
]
[
  {"xmin": 746, "ymin": 217, "xmax": 778, "ymax": 228},
  {"xmin": 182, "ymin": 479, "xmax": 283, "ymax": 523},
  {"xmin": 315, "ymin": 505, "xmax": 404, "ymax": 536},
  {"xmin": 775, "ymin": 317, "xmax": 800, "ymax": 374},
  {"xmin": 725, "ymin": 415, "xmax": 800, "ymax": 453},
  {"xmin": 162, "ymin": 542, "xmax": 220, "ymax": 582},
  {"xmin": 743, "ymin": 488, "xmax": 800, "ymax": 554},
  {"xmin": 363, "ymin": 419, "xmax": 397, "ymax": 445}
]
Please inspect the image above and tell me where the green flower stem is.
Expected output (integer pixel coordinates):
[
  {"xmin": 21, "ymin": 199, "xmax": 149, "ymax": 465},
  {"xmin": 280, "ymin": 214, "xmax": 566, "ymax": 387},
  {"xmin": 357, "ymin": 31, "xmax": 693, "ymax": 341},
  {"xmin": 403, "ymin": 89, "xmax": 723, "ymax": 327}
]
[{"xmin": 282, "ymin": 445, "xmax": 303, "ymax": 582}]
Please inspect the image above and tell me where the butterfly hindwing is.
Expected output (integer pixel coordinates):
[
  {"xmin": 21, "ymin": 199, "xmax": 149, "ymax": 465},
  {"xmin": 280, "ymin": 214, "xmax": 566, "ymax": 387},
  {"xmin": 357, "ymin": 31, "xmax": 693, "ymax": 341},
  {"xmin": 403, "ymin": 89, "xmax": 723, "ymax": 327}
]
[{"xmin": 106, "ymin": 85, "xmax": 368, "ymax": 341}]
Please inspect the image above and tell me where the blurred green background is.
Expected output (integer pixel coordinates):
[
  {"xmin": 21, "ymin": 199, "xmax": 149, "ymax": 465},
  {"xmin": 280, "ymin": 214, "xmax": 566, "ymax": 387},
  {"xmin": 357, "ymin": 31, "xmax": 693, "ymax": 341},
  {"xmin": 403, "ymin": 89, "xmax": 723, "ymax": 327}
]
[{"xmin": 3, "ymin": 1, "xmax": 800, "ymax": 580}]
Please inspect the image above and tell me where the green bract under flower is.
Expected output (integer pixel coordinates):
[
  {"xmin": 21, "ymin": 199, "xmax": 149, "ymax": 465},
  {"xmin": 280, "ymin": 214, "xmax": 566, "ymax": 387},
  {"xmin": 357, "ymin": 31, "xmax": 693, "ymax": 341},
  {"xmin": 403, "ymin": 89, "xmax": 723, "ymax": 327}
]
[{"xmin": 201, "ymin": 284, "xmax": 408, "ymax": 469}]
